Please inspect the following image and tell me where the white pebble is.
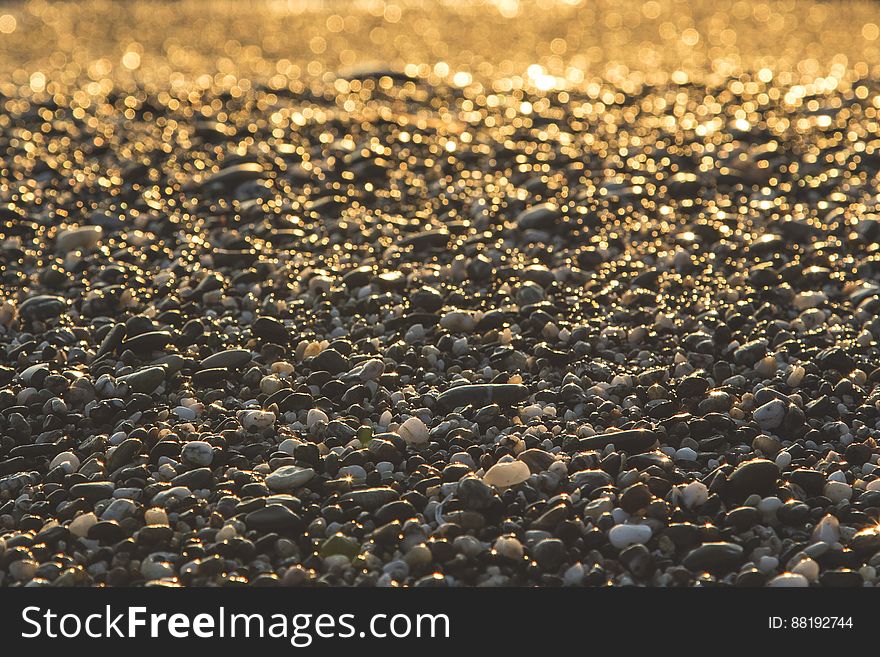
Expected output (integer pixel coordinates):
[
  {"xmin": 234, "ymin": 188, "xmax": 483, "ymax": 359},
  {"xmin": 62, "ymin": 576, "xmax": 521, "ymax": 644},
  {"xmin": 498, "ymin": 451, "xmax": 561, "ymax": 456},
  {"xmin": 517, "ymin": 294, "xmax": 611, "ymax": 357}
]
[
  {"xmin": 483, "ymin": 461, "xmax": 530, "ymax": 488},
  {"xmin": 49, "ymin": 451, "xmax": 80, "ymax": 473},
  {"xmin": 768, "ymin": 572, "xmax": 809, "ymax": 587},
  {"xmin": 681, "ymin": 481, "xmax": 708, "ymax": 508},
  {"xmin": 757, "ymin": 555, "xmax": 779, "ymax": 573},
  {"xmin": 793, "ymin": 291, "xmax": 827, "ymax": 311},
  {"xmin": 824, "ymin": 481, "xmax": 852, "ymax": 504},
  {"xmin": 608, "ymin": 523, "xmax": 652, "ymax": 549},
  {"xmin": 563, "ymin": 563, "xmax": 585, "ymax": 586},
  {"xmin": 753, "ymin": 399, "xmax": 786, "ymax": 430},
  {"xmin": 215, "ymin": 525, "xmax": 237, "ymax": 542},
  {"xmin": 266, "ymin": 465, "xmax": 315, "ymax": 491},
  {"xmin": 786, "ymin": 365, "xmax": 805, "ymax": 387},
  {"xmin": 791, "ymin": 557, "xmax": 820, "ymax": 582},
  {"xmin": 307, "ymin": 408, "xmax": 329, "ymax": 428},
  {"xmin": 397, "ymin": 416, "xmax": 429, "ymax": 446},
  {"xmin": 812, "ymin": 514, "xmax": 840, "ymax": 544},
  {"xmin": 56, "ymin": 225, "xmax": 102, "ymax": 252},
  {"xmin": 238, "ymin": 409, "xmax": 276, "ymax": 431},
  {"xmin": 439, "ymin": 310, "xmax": 477, "ymax": 333},
  {"xmin": 69, "ymin": 512, "xmax": 97, "ymax": 538},
  {"xmin": 278, "ymin": 438, "xmax": 302, "ymax": 455},
  {"xmin": 354, "ymin": 358, "xmax": 385, "ymax": 381}
]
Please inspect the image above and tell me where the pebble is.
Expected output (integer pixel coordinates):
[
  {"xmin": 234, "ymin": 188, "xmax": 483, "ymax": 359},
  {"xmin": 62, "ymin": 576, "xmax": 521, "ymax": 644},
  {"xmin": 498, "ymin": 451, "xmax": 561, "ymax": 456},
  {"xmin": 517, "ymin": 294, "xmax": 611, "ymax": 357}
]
[
  {"xmin": 578, "ymin": 429, "xmax": 657, "ymax": 454},
  {"xmin": 69, "ymin": 512, "xmax": 98, "ymax": 538},
  {"xmin": 675, "ymin": 447, "xmax": 698, "ymax": 462},
  {"xmin": 681, "ymin": 481, "xmax": 709, "ymax": 508},
  {"xmin": 791, "ymin": 558, "xmax": 820, "ymax": 582},
  {"xmin": 320, "ymin": 534, "xmax": 360, "ymax": 560},
  {"xmin": 102, "ymin": 498, "xmax": 137, "ymax": 522},
  {"xmin": 245, "ymin": 504, "xmax": 302, "ymax": 532},
  {"xmin": 397, "ymin": 416, "xmax": 430, "ymax": 446},
  {"xmin": 682, "ymin": 542, "xmax": 744, "ymax": 573},
  {"xmin": 55, "ymin": 225, "xmax": 103, "ymax": 252},
  {"xmin": 49, "ymin": 451, "xmax": 80, "ymax": 473},
  {"xmin": 181, "ymin": 441, "xmax": 214, "ymax": 467},
  {"xmin": 238, "ymin": 409, "xmax": 276, "ymax": 431},
  {"xmin": 352, "ymin": 358, "xmax": 385, "ymax": 381},
  {"xmin": 482, "ymin": 461, "xmax": 531, "ymax": 488},
  {"xmin": 494, "ymin": 536, "xmax": 524, "ymax": 561},
  {"xmin": 436, "ymin": 384, "xmax": 529, "ymax": 410},
  {"xmin": 266, "ymin": 465, "xmax": 316, "ymax": 491},
  {"xmin": 726, "ymin": 459, "xmax": 780, "ymax": 502},
  {"xmin": 306, "ymin": 408, "xmax": 329, "ymax": 428},
  {"xmin": 753, "ymin": 399, "xmax": 786, "ymax": 430},
  {"xmin": 439, "ymin": 310, "xmax": 477, "ymax": 333},
  {"xmin": 768, "ymin": 573, "xmax": 809, "ymax": 587},
  {"xmin": 174, "ymin": 405, "xmax": 197, "ymax": 421},
  {"xmin": 117, "ymin": 367, "xmax": 165, "ymax": 394},
  {"xmin": 793, "ymin": 291, "xmax": 827, "ymax": 310},
  {"xmin": 341, "ymin": 488, "xmax": 398, "ymax": 510},
  {"xmin": 145, "ymin": 508, "xmax": 168, "ymax": 525},
  {"xmin": 533, "ymin": 538, "xmax": 566, "ymax": 570},
  {"xmin": 278, "ymin": 438, "xmax": 302, "ymax": 455},
  {"xmin": 141, "ymin": 558, "xmax": 175, "ymax": 581},
  {"xmin": 824, "ymin": 481, "xmax": 853, "ymax": 504},
  {"xmin": 8, "ymin": 560, "xmax": 38, "ymax": 581},
  {"xmin": 516, "ymin": 202, "xmax": 561, "ymax": 231},
  {"xmin": 608, "ymin": 524, "xmax": 652, "ymax": 549},
  {"xmin": 200, "ymin": 348, "xmax": 252, "ymax": 370}
]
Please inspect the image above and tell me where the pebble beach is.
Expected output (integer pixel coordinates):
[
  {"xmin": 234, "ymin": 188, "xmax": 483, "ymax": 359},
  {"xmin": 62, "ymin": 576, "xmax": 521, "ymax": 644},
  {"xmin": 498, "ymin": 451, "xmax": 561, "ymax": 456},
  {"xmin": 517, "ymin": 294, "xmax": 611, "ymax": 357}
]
[{"xmin": 2, "ymin": 0, "xmax": 880, "ymax": 587}]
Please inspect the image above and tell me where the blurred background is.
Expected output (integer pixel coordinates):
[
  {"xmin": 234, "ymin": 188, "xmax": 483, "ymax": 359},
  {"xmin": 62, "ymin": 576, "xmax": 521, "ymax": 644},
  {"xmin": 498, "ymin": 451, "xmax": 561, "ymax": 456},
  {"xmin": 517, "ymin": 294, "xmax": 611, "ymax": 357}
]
[{"xmin": 0, "ymin": 0, "xmax": 878, "ymax": 93}]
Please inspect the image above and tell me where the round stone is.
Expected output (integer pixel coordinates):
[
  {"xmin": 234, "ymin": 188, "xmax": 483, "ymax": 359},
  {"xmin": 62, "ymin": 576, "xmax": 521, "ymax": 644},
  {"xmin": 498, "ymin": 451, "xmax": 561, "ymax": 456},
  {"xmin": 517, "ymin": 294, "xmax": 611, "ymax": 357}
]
[
  {"xmin": 608, "ymin": 524, "xmax": 652, "ymax": 549},
  {"xmin": 266, "ymin": 465, "xmax": 316, "ymax": 491},
  {"xmin": 482, "ymin": 461, "xmax": 531, "ymax": 488}
]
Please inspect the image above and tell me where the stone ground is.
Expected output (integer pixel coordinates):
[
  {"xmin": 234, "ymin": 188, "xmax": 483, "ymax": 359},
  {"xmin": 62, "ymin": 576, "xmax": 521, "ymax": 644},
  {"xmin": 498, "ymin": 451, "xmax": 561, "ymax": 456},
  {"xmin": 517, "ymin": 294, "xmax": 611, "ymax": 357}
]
[{"xmin": 2, "ymin": 1, "xmax": 880, "ymax": 587}]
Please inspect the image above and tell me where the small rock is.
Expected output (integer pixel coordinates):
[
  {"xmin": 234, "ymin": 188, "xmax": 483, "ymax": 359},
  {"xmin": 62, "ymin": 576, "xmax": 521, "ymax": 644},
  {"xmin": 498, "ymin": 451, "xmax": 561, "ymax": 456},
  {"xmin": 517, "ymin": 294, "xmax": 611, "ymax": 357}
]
[
  {"xmin": 608, "ymin": 523, "xmax": 652, "ymax": 549},
  {"xmin": 306, "ymin": 408, "xmax": 329, "ymax": 428},
  {"xmin": 436, "ymin": 383, "xmax": 529, "ymax": 410},
  {"xmin": 824, "ymin": 480, "xmax": 852, "ymax": 504},
  {"xmin": 56, "ymin": 225, "xmax": 103, "ymax": 252},
  {"xmin": 238, "ymin": 409, "xmax": 276, "ymax": 431},
  {"xmin": 49, "ymin": 451, "xmax": 80, "ymax": 473},
  {"xmin": 682, "ymin": 542, "xmax": 744, "ymax": 573},
  {"xmin": 768, "ymin": 572, "xmax": 809, "ymax": 587},
  {"xmin": 681, "ymin": 481, "xmax": 709, "ymax": 508},
  {"xmin": 69, "ymin": 512, "xmax": 98, "ymax": 538},
  {"xmin": 397, "ymin": 416, "xmax": 429, "ymax": 445},
  {"xmin": 483, "ymin": 461, "xmax": 530, "ymax": 488},
  {"xmin": 726, "ymin": 459, "xmax": 780, "ymax": 502},
  {"xmin": 200, "ymin": 348, "xmax": 252, "ymax": 370},
  {"xmin": 532, "ymin": 538, "xmax": 566, "ymax": 571},
  {"xmin": 181, "ymin": 441, "xmax": 213, "ymax": 467},
  {"xmin": 266, "ymin": 465, "xmax": 315, "ymax": 491},
  {"xmin": 320, "ymin": 534, "xmax": 360, "ymax": 560},
  {"xmin": 141, "ymin": 558, "xmax": 175, "ymax": 581},
  {"xmin": 753, "ymin": 399, "xmax": 786, "ymax": 430},
  {"xmin": 117, "ymin": 367, "xmax": 165, "ymax": 394}
]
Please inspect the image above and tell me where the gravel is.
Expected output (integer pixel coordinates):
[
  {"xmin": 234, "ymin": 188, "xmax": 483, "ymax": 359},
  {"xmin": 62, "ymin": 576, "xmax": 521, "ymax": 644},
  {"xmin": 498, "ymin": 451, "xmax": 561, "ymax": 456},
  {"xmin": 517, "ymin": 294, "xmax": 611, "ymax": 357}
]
[{"xmin": 1, "ymin": 0, "xmax": 880, "ymax": 588}]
